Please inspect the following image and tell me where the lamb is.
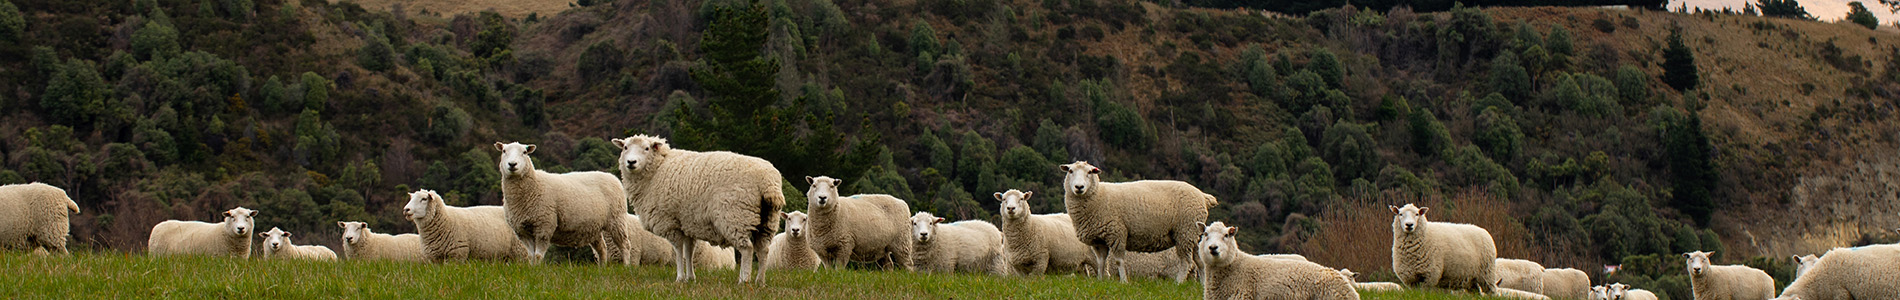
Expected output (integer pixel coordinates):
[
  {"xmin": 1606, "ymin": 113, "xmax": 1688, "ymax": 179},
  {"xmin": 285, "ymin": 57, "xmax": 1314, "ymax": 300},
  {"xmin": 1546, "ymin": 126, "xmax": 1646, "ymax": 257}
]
[
  {"xmin": 0, "ymin": 182, "xmax": 79, "ymax": 254},
  {"xmin": 1591, "ymin": 286, "xmax": 1612, "ymax": 300},
  {"xmin": 614, "ymin": 135, "xmax": 783, "ymax": 284},
  {"xmin": 404, "ymin": 190, "xmax": 528, "ymax": 262},
  {"xmin": 909, "ymin": 212, "xmax": 1009, "ymax": 275},
  {"xmin": 764, "ymin": 211, "xmax": 821, "ymax": 271},
  {"xmin": 1610, "ymin": 283, "xmax": 1659, "ymax": 300},
  {"xmin": 1542, "ymin": 268, "xmax": 1593, "ymax": 300},
  {"xmin": 337, "ymin": 221, "xmax": 425, "ymax": 262},
  {"xmin": 259, "ymin": 227, "xmax": 338, "ymax": 261},
  {"xmin": 1769, "ymin": 246, "xmax": 1900, "ymax": 300},
  {"xmin": 599, "ymin": 213, "xmax": 736, "ymax": 268},
  {"xmin": 1336, "ymin": 269, "xmax": 1404, "ymax": 291},
  {"xmin": 1198, "ymin": 221, "xmax": 1359, "ymax": 300},
  {"xmin": 1492, "ymin": 287, "xmax": 1552, "ymax": 300},
  {"xmin": 803, "ymin": 176, "xmax": 913, "ymax": 270},
  {"xmin": 148, "ymin": 207, "xmax": 257, "ymax": 258},
  {"xmin": 1496, "ymin": 258, "xmax": 1547, "ymax": 294},
  {"xmin": 1059, "ymin": 161, "xmax": 1218, "ymax": 283},
  {"xmin": 1788, "ymin": 254, "xmax": 1818, "ymax": 279},
  {"xmin": 494, "ymin": 142, "xmax": 629, "ymax": 264},
  {"xmin": 994, "ymin": 189, "xmax": 1096, "ymax": 275},
  {"xmin": 1389, "ymin": 203, "xmax": 1498, "ymax": 294},
  {"xmin": 1683, "ymin": 251, "xmax": 1775, "ymax": 300}
]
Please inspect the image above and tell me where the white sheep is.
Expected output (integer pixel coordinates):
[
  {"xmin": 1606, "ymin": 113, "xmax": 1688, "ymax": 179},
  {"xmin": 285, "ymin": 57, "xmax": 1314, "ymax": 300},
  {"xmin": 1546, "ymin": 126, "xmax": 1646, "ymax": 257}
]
[
  {"xmin": 494, "ymin": 142, "xmax": 630, "ymax": 264},
  {"xmin": 1683, "ymin": 251, "xmax": 1775, "ymax": 300},
  {"xmin": 1542, "ymin": 268, "xmax": 1593, "ymax": 300},
  {"xmin": 1590, "ymin": 285, "xmax": 1612, "ymax": 300},
  {"xmin": 599, "ymin": 213, "xmax": 735, "ymax": 268},
  {"xmin": 614, "ymin": 135, "xmax": 783, "ymax": 284},
  {"xmin": 764, "ymin": 211, "xmax": 821, "ymax": 271},
  {"xmin": 1258, "ymin": 254, "xmax": 1309, "ymax": 261},
  {"xmin": 1389, "ymin": 203, "xmax": 1498, "ymax": 294},
  {"xmin": 259, "ymin": 227, "xmax": 338, "ymax": 261},
  {"xmin": 1493, "ymin": 287, "xmax": 1552, "ymax": 300},
  {"xmin": 1199, "ymin": 221, "xmax": 1359, "ymax": 300},
  {"xmin": 404, "ymin": 190, "xmax": 528, "ymax": 262},
  {"xmin": 1789, "ymin": 254, "xmax": 1818, "ymax": 279},
  {"xmin": 909, "ymin": 211, "xmax": 1009, "ymax": 275},
  {"xmin": 1059, "ymin": 161, "xmax": 1217, "ymax": 283},
  {"xmin": 148, "ymin": 207, "xmax": 257, "ymax": 258},
  {"xmin": 1496, "ymin": 258, "xmax": 1547, "ymax": 294},
  {"xmin": 803, "ymin": 176, "xmax": 913, "ymax": 270},
  {"xmin": 994, "ymin": 189, "xmax": 1097, "ymax": 275},
  {"xmin": 337, "ymin": 221, "xmax": 425, "ymax": 262},
  {"xmin": 0, "ymin": 182, "xmax": 79, "ymax": 254},
  {"xmin": 1610, "ymin": 283, "xmax": 1659, "ymax": 300},
  {"xmin": 1336, "ymin": 269, "xmax": 1404, "ymax": 291},
  {"xmin": 1769, "ymin": 246, "xmax": 1900, "ymax": 300}
]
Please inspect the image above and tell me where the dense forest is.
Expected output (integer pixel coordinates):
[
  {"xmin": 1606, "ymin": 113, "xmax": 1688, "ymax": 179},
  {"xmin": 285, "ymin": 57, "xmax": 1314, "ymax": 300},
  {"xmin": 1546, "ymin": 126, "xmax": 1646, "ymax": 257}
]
[{"xmin": 4, "ymin": 0, "xmax": 1900, "ymax": 298}]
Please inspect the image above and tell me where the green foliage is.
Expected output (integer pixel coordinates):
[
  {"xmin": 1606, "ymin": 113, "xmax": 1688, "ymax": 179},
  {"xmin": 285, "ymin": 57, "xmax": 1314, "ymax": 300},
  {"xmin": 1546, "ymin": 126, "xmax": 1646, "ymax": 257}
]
[
  {"xmin": 1237, "ymin": 44, "xmax": 1279, "ymax": 98},
  {"xmin": 0, "ymin": 0, "xmax": 22, "ymax": 43},
  {"xmin": 1661, "ymin": 28, "xmax": 1698, "ymax": 91},
  {"xmin": 1032, "ymin": 119, "xmax": 1070, "ymax": 163},
  {"xmin": 513, "ymin": 88, "xmax": 547, "ymax": 128},
  {"xmin": 300, "ymin": 72, "xmax": 330, "ymax": 112},
  {"xmin": 1407, "ymin": 110, "xmax": 1452, "ymax": 157},
  {"xmin": 1475, "ymin": 106, "xmax": 1524, "ymax": 162},
  {"xmin": 851, "ymin": 164, "xmax": 914, "ymax": 202},
  {"xmin": 1376, "ymin": 94, "xmax": 1411, "ymax": 121},
  {"xmin": 358, "ymin": 32, "xmax": 395, "ymax": 72},
  {"xmin": 425, "ymin": 101, "xmax": 472, "ymax": 143},
  {"xmin": 1847, "ymin": 2, "xmax": 1878, "ymax": 30},
  {"xmin": 1489, "ymin": 52, "xmax": 1532, "ymax": 102},
  {"xmin": 41, "ymin": 59, "xmax": 115, "ymax": 127},
  {"xmin": 1664, "ymin": 111, "xmax": 1717, "ymax": 226},
  {"xmin": 1307, "ymin": 48, "xmax": 1342, "ymax": 88},
  {"xmin": 257, "ymin": 188, "xmax": 322, "ymax": 234},
  {"xmin": 220, "ymin": 0, "xmax": 253, "ymax": 20},
  {"xmin": 1285, "ymin": 70, "xmax": 1327, "ymax": 113},
  {"xmin": 567, "ymin": 137, "xmax": 620, "ymax": 173},
  {"xmin": 132, "ymin": 20, "xmax": 181, "ymax": 60},
  {"xmin": 258, "ymin": 76, "xmax": 292, "ymax": 114},
  {"xmin": 999, "ymin": 146, "xmax": 1048, "ymax": 181},
  {"xmin": 102, "ymin": 143, "xmax": 152, "ymax": 180},
  {"xmin": 1757, "ymin": 0, "xmax": 1812, "ymax": 20},
  {"xmin": 1095, "ymin": 97, "xmax": 1153, "ymax": 151},
  {"xmin": 577, "ymin": 41, "xmax": 626, "ymax": 83},
  {"xmin": 1547, "ymin": 25, "xmax": 1574, "ymax": 57},
  {"xmin": 472, "ymin": 12, "xmax": 516, "ymax": 58},
  {"xmin": 1614, "ymin": 65, "xmax": 1649, "ymax": 105},
  {"xmin": 1320, "ymin": 120, "xmax": 1379, "ymax": 182},
  {"xmin": 293, "ymin": 110, "xmax": 341, "ymax": 167}
]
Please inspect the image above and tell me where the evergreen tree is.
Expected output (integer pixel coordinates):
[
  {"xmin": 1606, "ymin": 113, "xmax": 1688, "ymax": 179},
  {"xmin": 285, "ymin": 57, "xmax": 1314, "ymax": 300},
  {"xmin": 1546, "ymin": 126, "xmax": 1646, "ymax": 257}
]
[
  {"xmin": 1757, "ymin": 0, "xmax": 1812, "ymax": 20},
  {"xmin": 1847, "ymin": 2, "xmax": 1878, "ymax": 30},
  {"xmin": 1664, "ymin": 107, "xmax": 1717, "ymax": 226},
  {"xmin": 1661, "ymin": 28, "xmax": 1698, "ymax": 91}
]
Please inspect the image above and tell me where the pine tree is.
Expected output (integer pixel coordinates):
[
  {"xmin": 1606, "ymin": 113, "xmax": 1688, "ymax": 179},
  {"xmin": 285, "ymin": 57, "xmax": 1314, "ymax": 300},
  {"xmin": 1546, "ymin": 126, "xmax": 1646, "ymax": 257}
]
[
  {"xmin": 1664, "ymin": 107, "xmax": 1717, "ymax": 226},
  {"xmin": 1661, "ymin": 28, "xmax": 1698, "ymax": 91},
  {"xmin": 1848, "ymin": 2, "xmax": 1878, "ymax": 30}
]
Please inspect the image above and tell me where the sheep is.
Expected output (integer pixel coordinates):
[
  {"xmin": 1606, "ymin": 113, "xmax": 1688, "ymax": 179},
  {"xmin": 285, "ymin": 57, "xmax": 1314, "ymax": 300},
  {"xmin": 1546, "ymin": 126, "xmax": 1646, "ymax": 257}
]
[
  {"xmin": 1389, "ymin": 203, "xmax": 1498, "ymax": 294},
  {"xmin": 599, "ymin": 213, "xmax": 737, "ymax": 268},
  {"xmin": 909, "ymin": 211, "xmax": 1009, "ymax": 275},
  {"xmin": 1198, "ymin": 221, "xmax": 1359, "ymax": 300},
  {"xmin": 1336, "ymin": 269, "xmax": 1404, "ymax": 292},
  {"xmin": 0, "ymin": 182, "xmax": 79, "ymax": 254},
  {"xmin": 764, "ymin": 211, "xmax": 821, "ymax": 271},
  {"xmin": 1492, "ymin": 287, "xmax": 1553, "ymax": 300},
  {"xmin": 1542, "ymin": 268, "xmax": 1593, "ymax": 300},
  {"xmin": 148, "ymin": 207, "xmax": 257, "ymax": 258},
  {"xmin": 1059, "ymin": 161, "xmax": 1218, "ymax": 283},
  {"xmin": 1610, "ymin": 283, "xmax": 1659, "ymax": 300},
  {"xmin": 1258, "ymin": 254, "xmax": 1309, "ymax": 261},
  {"xmin": 337, "ymin": 221, "xmax": 425, "ymax": 262},
  {"xmin": 1789, "ymin": 254, "xmax": 1818, "ymax": 279},
  {"xmin": 259, "ymin": 227, "xmax": 339, "ymax": 261},
  {"xmin": 1683, "ymin": 251, "xmax": 1775, "ymax": 300},
  {"xmin": 614, "ymin": 135, "xmax": 783, "ymax": 284},
  {"xmin": 494, "ymin": 142, "xmax": 629, "ymax": 264},
  {"xmin": 1591, "ymin": 286, "xmax": 1612, "ymax": 300},
  {"xmin": 994, "ymin": 189, "xmax": 1097, "ymax": 275},
  {"xmin": 803, "ymin": 176, "xmax": 913, "ymax": 270},
  {"xmin": 404, "ymin": 190, "xmax": 528, "ymax": 262},
  {"xmin": 1769, "ymin": 246, "xmax": 1900, "ymax": 300},
  {"xmin": 1496, "ymin": 258, "xmax": 1547, "ymax": 294}
]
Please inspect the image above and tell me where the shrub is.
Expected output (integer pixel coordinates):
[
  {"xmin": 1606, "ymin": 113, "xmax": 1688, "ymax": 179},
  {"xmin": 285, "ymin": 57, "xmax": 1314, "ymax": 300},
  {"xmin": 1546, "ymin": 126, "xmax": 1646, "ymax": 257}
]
[
  {"xmin": 1475, "ymin": 106, "xmax": 1524, "ymax": 162},
  {"xmin": 1408, "ymin": 110, "xmax": 1452, "ymax": 156},
  {"xmin": 577, "ymin": 41, "xmax": 625, "ymax": 83},
  {"xmin": 513, "ymin": 88, "xmax": 546, "ymax": 128},
  {"xmin": 1757, "ymin": 0, "xmax": 1812, "ymax": 20},
  {"xmin": 132, "ymin": 20, "xmax": 181, "ymax": 60},
  {"xmin": 300, "ymin": 72, "xmax": 330, "ymax": 111},
  {"xmin": 1847, "ymin": 2, "xmax": 1877, "ymax": 30},
  {"xmin": 1308, "ymin": 48, "xmax": 1343, "ymax": 88},
  {"xmin": 471, "ymin": 12, "xmax": 515, "ymax": 58},
  {"xmin": 424, "ymin": 101, "xmax": 472, "ymax": 143},
  {"xmin": 1096, "ymin": 99, "xmax": 1153, "ymax": 151},
  {"xmin": 40, "ymin": 59, "xmax": 109, "ymax": 126},
  {"xmin": 1285, "ymin": 69, "xmax": 1326, "ymax": 113},
  {"xmin": 0, "ymin": 0, "xmax": 22, "ymax": 43},
  {"xmin": 1320, "ymin": 120, "xmax": 1379, "ymax": 182},
  {"xmin": 358, "ymin": 32, "xmax": 395, "ymax": 72},
  {"xmin": 998, "ymin": 146, "xmax": 1047, "ymax": 182},
  {"xmin": 1614, "ymin": 65, "xmax": 1649, "ymax": 105},
  {"xmin": 1033, "ymin": 119, "xmax": 1069, "ymax": 163},
  {"xmin": 1489, "ymin": 52, "xmax": 1532, "ymax": 101}
]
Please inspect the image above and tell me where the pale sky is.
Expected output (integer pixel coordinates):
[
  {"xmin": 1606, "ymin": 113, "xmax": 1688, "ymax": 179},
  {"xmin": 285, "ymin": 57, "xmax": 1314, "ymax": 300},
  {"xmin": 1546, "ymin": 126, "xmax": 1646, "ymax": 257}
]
[{"xmin": 1676, "ymin": 0, "xmax": 1900, "ymax": 22}]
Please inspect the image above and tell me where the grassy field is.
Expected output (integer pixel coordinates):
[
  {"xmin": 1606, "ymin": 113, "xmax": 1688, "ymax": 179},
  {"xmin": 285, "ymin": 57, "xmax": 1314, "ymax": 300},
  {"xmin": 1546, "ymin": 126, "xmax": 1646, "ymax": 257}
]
[{"xmin": 2, "ymin": 252, "xmax": 1517, "ymax": 299}]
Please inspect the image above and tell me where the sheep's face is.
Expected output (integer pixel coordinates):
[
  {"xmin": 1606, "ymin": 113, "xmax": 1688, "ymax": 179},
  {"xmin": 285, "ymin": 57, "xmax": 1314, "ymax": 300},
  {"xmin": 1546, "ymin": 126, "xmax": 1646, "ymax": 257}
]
[
  {"xmin": 783, "ymin": 211, "xmax": 809, "ymax": 237},
  {"xmin": 1589, "ymin": 286, "xmax": 1609, "ymax": 300},
  {"xmin": 804, "ymin": 176, "xmax": 843, "ymax": 208},
  {"xmin": 995, "ymin": 190, "xmax": 1032, "ymax": 219},
  {"xmin": 1608, "ymin": 283, "xmax": 1630, "ymax": 300},
  {"xmin": 1792, "ymin": 254, "xmax": 1818, "ymax": 277},
  {"xmin": 1389, "ymin": 204, "xmax": 1428, "ymax": 235},
  {"xmin": 494, "ymin": 142, "xmax": 538, "ymax": 177},
  {"xmin": 612, "ymin": 135, "xmax": 668, "ymax": 174},
  {"xmin": 1683, "ymin": 251, "xmax": 1712, "ymax": 276},
  {"xmin": 404, "ymin": 190, "xmax": 438, "ymax": 222},
  {"xmin": 1059, "ymin": 162, "xmax": 1101, "ymax": 197},
  {"xmin": 1336, "ymin": 269, "xmax": 1357, "ymax": 282},
  {"xmin": 224, "ymin": 207, "xmax": 257, "ymax": 237},
  {"xmin": 261, "ymin": 227, "xmax": 291, "ymax": 252},
  {"xmin": 1197, "ymin": 221, "xmax": 1239, "ymax": 266},
  {"xmin": 910, "ymin": 213, "xmax": 943, "ymax": 243},
  {"xmin": 339, "ymin": 221, "xmax": 368, "ymax": 246}
]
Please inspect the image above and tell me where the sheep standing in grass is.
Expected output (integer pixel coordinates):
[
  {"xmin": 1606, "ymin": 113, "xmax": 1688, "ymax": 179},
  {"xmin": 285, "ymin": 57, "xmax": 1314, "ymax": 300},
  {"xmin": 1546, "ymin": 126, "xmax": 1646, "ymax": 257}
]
[
  {"xmin": 1337, "ymin": 269, "xmax": 1404, "ymax": 291},
  {"xmin": 259, "ymin": 227, "xmax": 338, "ymax": 261},
  {"xmin": 614, "ymin": 135, "xmax": 782, "ymax": 284},
  {"xmin": 0, "ymin": 183, "xmax": 79, "ymax": 254},
  {"xmin": 1389, "ymin": 203, "xmax": 1498, "ymax": 294},
  {"xmin": 1496, "ymin": 258, "xmax": 1547, "ymax": 294},
  {"xmin": 494, "ymin": 142, "xmax": 629, "ymax": 264},
  {"xmin": 1769, "ymin": 246, "xmax": 1900, "ymax": 300},
  {"xmin": 909, "ymin": 212, "xmax": 1009, "ymax": 275},
  {"xmin": 1059, "ymin": 161, "xmax": 1217, "ymax": 283},
  {"xmin": 1611, "ymin": 283, "xmax": 1659, "ymax": 300},
  {"xmin": 148, "ymin": 207, "xmax": 257, "ymax": 258},
  {"xmin": 994, "ymin": 189, "xmax": 1096, "ymax": 275},
  {"xmin": 1542, "ymin": 268, "xmax": 1592, "ymax": 299},
  {"xmin": 804, "ymin": 176, "xmax": 913, "ymax": 270},
  {"xmin": 337, "ymin": 221, "xmax": 424, "ymax": 262},
  {"xmin": 764, "ymin": 211, "xmax": 820, "ymax": 271},
  {"xmin": 599, "ymin": 213, "xmax": 735, "ymax": 268},
  {"xmin": 405, "ymin": 190, "xmax": 527, "ymax": 262},
  {"xmin": 1199, "ymin": 221, "xmax": 1359, "ymax": 300},
  {"xmin": 1683, "ymin": 251, "xmax": 1775, "ymax": 300}
]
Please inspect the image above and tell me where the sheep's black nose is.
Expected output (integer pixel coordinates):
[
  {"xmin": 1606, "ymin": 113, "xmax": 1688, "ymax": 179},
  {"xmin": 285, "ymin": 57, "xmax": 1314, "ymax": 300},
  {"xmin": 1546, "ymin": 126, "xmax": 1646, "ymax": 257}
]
[{"xmin": 625, "ymin": 160, "xmax": 637, "ymax": 168}]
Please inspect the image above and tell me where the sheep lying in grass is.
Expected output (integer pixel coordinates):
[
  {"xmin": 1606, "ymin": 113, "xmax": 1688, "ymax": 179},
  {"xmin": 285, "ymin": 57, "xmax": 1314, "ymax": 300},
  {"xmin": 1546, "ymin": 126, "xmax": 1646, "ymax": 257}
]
[
  {"xmin": 1199, "ymin": 221, "xmax": 1358, "ymax": 300},
  {"xmin": 1769, "ymin": 245, "xmax": 1900, "ymax": 300},
  {"xmin": 405, "ymin": 190, "xmax": 527, "ymax": 262},
  {"xmin": 1495, "ymin": 258, "xmax": 1547, "ymax": 294},
  {"xmin": 259, "ymin": 227, "xmax": 338, "ymax": 261},
  {"xmin": 1336, "ymin": 269, "xmax": 1404, "ymax": 292},
  {"xmin": 148, "ymin": 207, "xmax": 257, "ymax": 258},
  {"xmin": 764, "ymin": 211, "xmax": 820, "ymax": 271},
  {"xmin": 804, "ymin": 176, "xmax": 912, "ymax": 270},
  {"xmin": 994, "ymin": 189, "xmax": 1096, "ymax": 275},
  {"xmin": 615, "ymin": 135, "xmax": 783, "ymax": 284},
  {"xmin": 1389, "ymin": 204, "xmax": 1497, "ymax": 294},
  {"xmin": 1610, "ymin": 283, "xmax": 1658, "ymax": 300},
  {"xmin": 1683, "ymin": 251, "xmax": 1774, "ymax": 300},
  {"xmin": 1492, "ymin": 287, "xmax": 1552, "ymax": 300},
  {"xmin": 909, "ymin": 212, "xmax": 1008, "ymax": 275},
  {"xmin": 337, "ymin": 221, "xmax": 424, "ymax": 262},
  {"xmin": 494, "ymin": 142, "xmax": 628, "ymax": 264},
  {"xmin": 598, "ymin": 213, "xmax": 734, "ymax": 268},
  {"xmin": 1060, "ymin": 161, "xmax": 1217, "ymax": 283},
  {"xmin": 0, "ymin": 182, "xmax": 79, "ymax": 254},
  {"xmin": 1541, "ymin": 268, "xmax": 1592, "ymax": 300}
]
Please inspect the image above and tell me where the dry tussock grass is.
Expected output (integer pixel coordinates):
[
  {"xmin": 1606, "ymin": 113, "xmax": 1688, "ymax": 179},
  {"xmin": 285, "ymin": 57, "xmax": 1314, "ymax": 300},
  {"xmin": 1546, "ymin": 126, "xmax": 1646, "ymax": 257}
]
[{"xmin": 1297, "ymin": 188, "xmax": 1589, "ymax": 280}]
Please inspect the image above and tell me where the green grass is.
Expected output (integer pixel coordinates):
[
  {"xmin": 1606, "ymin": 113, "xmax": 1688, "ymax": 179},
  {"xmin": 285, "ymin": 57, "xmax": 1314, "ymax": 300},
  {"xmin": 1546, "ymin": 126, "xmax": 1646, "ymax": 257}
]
[{"xmin": 2, "ymin": 252, "xmax": 1516, "ymax": 299}]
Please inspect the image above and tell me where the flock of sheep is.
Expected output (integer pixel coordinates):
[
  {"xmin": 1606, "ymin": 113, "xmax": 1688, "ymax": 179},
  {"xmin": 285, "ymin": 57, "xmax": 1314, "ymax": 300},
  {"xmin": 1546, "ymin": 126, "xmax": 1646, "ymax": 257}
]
[{"xmin": 3, "ymin": 133, "xmax": 1899, "ymax": 299}]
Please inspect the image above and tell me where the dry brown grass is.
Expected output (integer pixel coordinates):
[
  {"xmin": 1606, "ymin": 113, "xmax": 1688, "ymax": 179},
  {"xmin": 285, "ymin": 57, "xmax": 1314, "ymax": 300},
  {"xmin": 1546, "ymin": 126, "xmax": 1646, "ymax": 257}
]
[
  {"xmin": 1296, "ymin": 189, "xmax": 1601, "ymax": 280},
  {"xmin": 333, "ymin": 0, "xmax": 572, "ymax": 19}
]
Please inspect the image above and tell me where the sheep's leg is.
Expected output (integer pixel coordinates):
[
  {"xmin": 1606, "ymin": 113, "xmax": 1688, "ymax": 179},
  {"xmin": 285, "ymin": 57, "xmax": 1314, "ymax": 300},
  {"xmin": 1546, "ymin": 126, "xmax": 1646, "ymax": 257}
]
[
  {"xmin": 1109, "ymin": 246, "xmax": 1129, "ymax": 283},
  {"xmin": 1090, "ymin": 245, "xmax": 1110, "ymax": 279},
  {"xmin": 737, "ymin": 247, "xmax": 756, "ymax": 284},
  {"xmin": 670, "ymin": 241, "xmax": 690, "ymax": 282},
  {"xmin": 1171, "ymin": 240, "xmax": 1197, "ymax": 284},
  {"xmin": 753, "ymin": 236, "xmax": 772, "ymax": 286},
  {"xmin": 680, "ymin": 241, "xmax": 699, "ymax": 282}
]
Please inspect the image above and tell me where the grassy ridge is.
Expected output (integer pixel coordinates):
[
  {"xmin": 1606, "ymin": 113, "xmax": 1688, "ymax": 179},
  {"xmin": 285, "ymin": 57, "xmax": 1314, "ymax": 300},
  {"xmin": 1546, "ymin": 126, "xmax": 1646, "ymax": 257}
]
[{"xmin": 2, "ymin": 252, "xmax": 1513, "ymax": 299}]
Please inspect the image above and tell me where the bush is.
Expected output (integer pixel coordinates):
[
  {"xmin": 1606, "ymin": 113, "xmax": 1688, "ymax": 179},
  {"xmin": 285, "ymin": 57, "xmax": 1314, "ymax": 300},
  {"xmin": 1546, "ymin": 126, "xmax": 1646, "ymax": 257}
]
[
  {"xmin": 1320, "ymin": 120, "xmax": 1379, "ymax": 182},
  {"xmin": 1285, "ymin": 70, "xmax": 1326, "ymax": 113},
  {"xmin": 259, "ymin": 76, "xmax": 290, "ymax": 114},
  {"xmin": 577, "ymin": 41, "xmax": 625, "ymax": 83},
  {"xmin": 1757, "ymin": 0, "xmax": 1812, "ymax": 20},
  {"xmin": 1096, "ymin": 99, "xmax": 1153, "ymax": 151},
  {"xmin": 1033, "ymin": 119, "xmax": 1069, "ymax": 163},
  {"xmin": 1474, "ymin": 106, "xmax": 1524, "ymax": 162},
  {"xmin": 1407, "ymin": 110, "xmax": 1452, "ymax": 156},
  {"xmin": 424, "ymin": 101, "xmax": 472, "ymax": 143},
  {"xmin": 1308, "ymin": 48, "xmax": 1342, "ymax": 88},
  {"xmin": 1614, "ymin": 65, "xmax": 1649, "ymax": 105},
  {"xmin": 1489, "ymin": 52, "xmax": 1532, "ymax": 102},
  {"xmin": 300, "ymin": 72, "xmax": 330, "ymax": 111},
  {"xmin": 0, "ymin": 0, "xmax": 21, "ymax": 43},
  {"xmin": 132, "ymin": 20, "xmax": 181, "ymax": 60},
  {"xmin": 293, "ymin": 110, "xmax": 341, "ymax": 166},
  {"xmin": 512, "ymin": 88, "xmax": 547, "ymax": 128},
  {"xmin": 998, "ymin": 146, "xmax": 1047, "ymax": 182},
  {"xmin": 471, "ymin": 12, "xmax": 516, "ymax": 58},
  {"xmin": 1847, "ymin": 2, "xmax": 1878, "ymax": 30},
  {"xmin": 358, "ymin": 33, "xmax": 395, "ymax": 72},
  {"xmin": 40, "ymin": 59, "xmax": 109, "ymax": 126}
]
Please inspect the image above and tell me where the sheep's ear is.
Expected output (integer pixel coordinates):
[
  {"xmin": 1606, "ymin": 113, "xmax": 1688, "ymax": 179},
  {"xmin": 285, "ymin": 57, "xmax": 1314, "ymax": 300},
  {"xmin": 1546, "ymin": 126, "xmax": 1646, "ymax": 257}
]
[
  {"xmin": 1059, "ymin": 164, "xmax": 1072, "ymax": 172},
  {"xmin": 1417, "ymin": 207, "xmax": 1429, "ymax": 216},
  {"xmin": 285, "ymin": 231, "xmax": 293, "ymax": 237},
  {"xmin": 1087, "ymin": 167, "xmax": 1101, "ymax": 174},
  {"xmin": 1022, "ymin": 191, "xmax": 1032, "ymax": 199},
  {"xmin": 248, "ymin": 210, "xmax": 258, "ymax": 217},
  {"xmin": 805, "ymin": 176, "xmax": 815, "ymax": 185},
  {"xmin": 649, "ymin": 140, "xmax": 667, "ymax": 152},
  {"xmin": 224, "ymin": 211, "xmax": 233, "ymax": 217},
  {"xmin": 612, "ymin": 138, "xmax": 628, "ymax": 149},
  {"xmin": 1194, "ymin": 221, "xmax": 1205, "ymax": 229},
  {"xmin": 524, "ymin": 145, "xmax": 537, "ymax": 154},
  {"xmin": 831, "ymin": 178, "xmax": 843, "ymax": 188},
  {"xmin": 1388, "ymin": 205, "xmax": 1400, "ymax": 214},
  {"xmin": 780, "ymin": 211, "xmax": 789, "ymax": 218},
  {"xmin": 934, "ymin": 217, "xmax": 945, "ymax": 224},
  {"xmin": 260, "ymin": 232, "xmax": 269, "ymax": 238},
  {"xmin": 494, "ymin": 142, "xmax": 506, "ymax": 152},
  {"xmin": 337, "ymin": 222, "xmax": 347, "ymax": 228},
  {"xmin": 992, "ymin": 192, "xmax": 1004, "ymax": 201},
  {"xmin": 1682, "ymin": 253, "xmax": 1691, "ymax": 259},
  {"xmin": 1225, "ymin": 227, "xmax": 1238, "ymax": 235}
]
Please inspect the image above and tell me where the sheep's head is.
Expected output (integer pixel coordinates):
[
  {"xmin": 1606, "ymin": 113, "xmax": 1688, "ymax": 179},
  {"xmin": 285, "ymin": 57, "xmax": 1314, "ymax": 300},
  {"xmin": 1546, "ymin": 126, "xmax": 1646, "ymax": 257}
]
[
  {"xmin": 1607, "ymin": 283, "xmax": 1631, "ymax": 300},
  {"xmin": 339, "ymin": 221, "xmax": 369, "ymax": 246},
  {"xmin": 1059, "ymin": 161, "xmax": 1101, "ymax": 197},
  {"xmin": 1335, "ymin": 268, "xmax": 1358, "ymax": 282},
  {"xmin": 612, "ymin": 135, "xmax": 669, "ymax": 174},
  {"xmin": 910, "ymin": 212, "xmax": 944, "ymax": 243},
  {"xmin": 494, "ymin": 142, "xmax": 538, "ymax": 177},
  {"xmin": 224, "ymin": 207, "xmax": 257, "ymax": 237},
  {"xmin": 1792, "ymin": 254, "xmax": 1819, "ymax": 277},
  {"xmin": 1589, "ymin": 286, "xmax": 1609, "ymax": 300},
  {"xmin": 1197, "ymin": 221, "xmax": 1240, "ymax": 267},
  {"xmin": 783, "ymin": 211, "xmax": 809, "ymax": 237},
  {"xmin": 1389, "ymin": 204, "xmax": 1428, "ymax": 235},
  {"xmin": 804, "ymin": 176, "xmax": 843, "ymax": 208},
  {"xmin": 994, "ymin": 189, "xmax": 1033, "ymax": 219},
  {"xmin": 1683, "ymin": 251, "xmax": 1712, "ymax": 276},
  {"xmin": 404, "ymin": 190, "xmax": 440, "ymax": 222},
  {"xmin": 261, "ymin": 227, "xmax": 291, "ymax": 252}
]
